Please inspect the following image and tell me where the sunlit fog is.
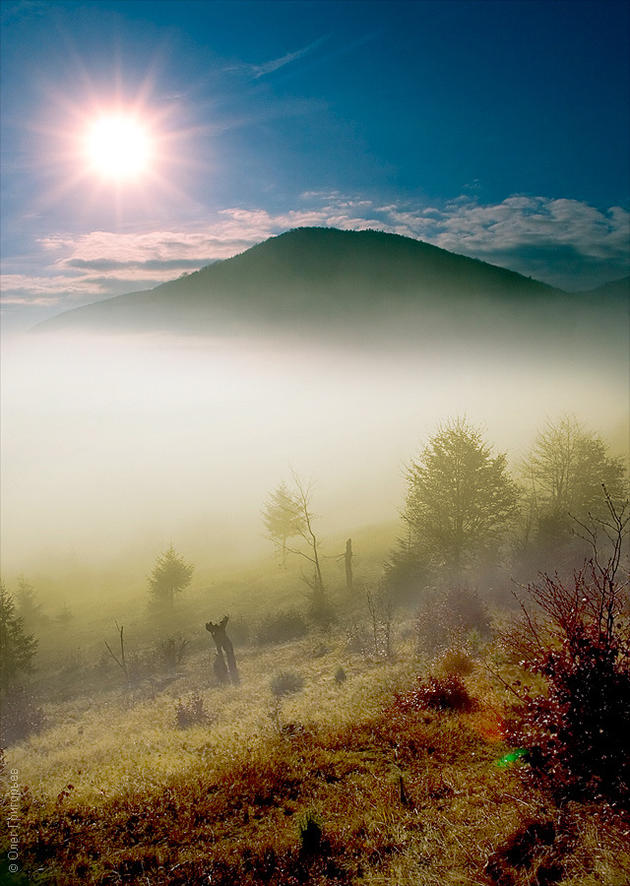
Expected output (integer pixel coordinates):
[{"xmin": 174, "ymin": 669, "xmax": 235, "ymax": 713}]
[{"xmin": 2, "ymin": 326, "xmax": 627, "ymax": 581}]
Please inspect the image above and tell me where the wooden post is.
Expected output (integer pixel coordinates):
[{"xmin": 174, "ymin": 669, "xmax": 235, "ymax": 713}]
[{"xmin": 345, "ymin": 538, "xmax": 353, "ymax": 591}]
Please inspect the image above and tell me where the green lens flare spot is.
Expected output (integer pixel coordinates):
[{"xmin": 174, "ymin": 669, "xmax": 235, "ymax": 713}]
[{"xmin": 496, "ymin": 748, "xmax": 527, "ymax": 768}]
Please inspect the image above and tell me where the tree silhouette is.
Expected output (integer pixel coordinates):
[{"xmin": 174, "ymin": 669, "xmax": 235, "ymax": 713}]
[
  {"xmin": 403, "ymin": 417, "xmax": 519, "ymax": 579},
  {"xmin": 0, "ymin": 583, "xmax": 38, "ymax": 698},
  {"xmin": 148, "ymin": 545, "xmax": 193, "ymax": 612},
  {"xmin": 262, "ymin": 482, "xmax": 305, "ymax": 566},
  {"xmin": 522, "ymin": 416, "xmax": 626, "ymax": 544}
]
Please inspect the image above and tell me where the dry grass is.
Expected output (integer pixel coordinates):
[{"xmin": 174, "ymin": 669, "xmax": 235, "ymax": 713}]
[{"xmin": 2, "ymin": 630, "xmax": 630, "ymax": 885}]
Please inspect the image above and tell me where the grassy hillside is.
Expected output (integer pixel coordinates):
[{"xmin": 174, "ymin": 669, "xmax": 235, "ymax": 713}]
[{"xmin": 3, "ymin": 624, "xmax": 630, "ymax": 886}]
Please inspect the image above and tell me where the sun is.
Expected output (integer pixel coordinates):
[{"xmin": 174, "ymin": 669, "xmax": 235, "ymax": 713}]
[{"xmin": 84, "ymin": 113, "xmax": 153, "ymax": 182}]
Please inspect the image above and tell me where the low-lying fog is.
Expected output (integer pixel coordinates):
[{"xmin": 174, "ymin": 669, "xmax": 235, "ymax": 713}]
[{"xmin": 1, "ymin": 327, "xmax": 628, "ymax": 584}]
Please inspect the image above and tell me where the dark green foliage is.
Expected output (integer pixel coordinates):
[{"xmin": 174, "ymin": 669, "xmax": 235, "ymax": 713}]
[
  {"xmin": 402, "ymin": 418, "xmax": 519, "ymax": 579},
  {"xmin": 270, "ymin": 670, "xmax": 305, "ymax": 698},
  {"xmin": 256, "ymin": 609, "xmax": 308, "ymax": 646},
  {"xmin": 148, "ymin": 545, "xmax": 193, "ymax": 612},
  {"xmin": 0, "ymin": 583, "xmax": 38, "ymax": 698}
]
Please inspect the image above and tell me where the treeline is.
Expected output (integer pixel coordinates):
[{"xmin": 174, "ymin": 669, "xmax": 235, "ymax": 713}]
[{"xmin": 384, "ymin": 414, "xmax": 626, "ymax": 601}]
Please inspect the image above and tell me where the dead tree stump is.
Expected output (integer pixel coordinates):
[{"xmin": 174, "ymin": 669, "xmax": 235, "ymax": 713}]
[
  {"xmin": 205, "ymin": 615, "xmax": 240, "ymax": 685},
  {"xmin": 212, "ymin": 651, "xmax": 229, "ymax": 685}
]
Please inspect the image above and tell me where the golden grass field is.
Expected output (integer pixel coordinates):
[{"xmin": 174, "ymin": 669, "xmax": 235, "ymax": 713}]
[{"xmin": 3, "ymin": 608, "xmax": 630, "ymax": 886}]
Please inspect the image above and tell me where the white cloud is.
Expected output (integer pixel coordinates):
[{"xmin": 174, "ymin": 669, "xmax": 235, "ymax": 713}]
[{"xmin": 408, "ymin": 196, "xmax": 630, "ymax": 263}]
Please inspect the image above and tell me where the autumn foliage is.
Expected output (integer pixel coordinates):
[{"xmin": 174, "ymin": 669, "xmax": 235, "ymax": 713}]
[{"xmin": 503, "ymin": 491, "xmax": 630, "ymax": 802}]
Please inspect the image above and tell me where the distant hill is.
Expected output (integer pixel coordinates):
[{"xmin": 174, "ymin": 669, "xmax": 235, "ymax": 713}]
[
  {"xmin": 580, "ymin": 276, "xmax": 630, "ymax": 301},
  {"xmin": 34, "ymin": 228, "xmax": 628, "ymax": 345}
]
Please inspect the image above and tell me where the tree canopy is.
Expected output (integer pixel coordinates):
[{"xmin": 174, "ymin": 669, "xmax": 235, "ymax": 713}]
[
  {"xmin": 403, "ymin": 417, "xmax": 520, "ymax": 577},
  {"xmin": 0, "ymin": 583, "xmax": 38, "ymax": 697},
  {"xmin": 148, "ymin": 546, "xmax": 194, "ymax": 612},
  {"xmin": 262, "ymin": 482, "xmax": 306, "ymax": 565},
  {"xmin": 522, "ymin": 416, "xmax": 627, "ymax": 539}
]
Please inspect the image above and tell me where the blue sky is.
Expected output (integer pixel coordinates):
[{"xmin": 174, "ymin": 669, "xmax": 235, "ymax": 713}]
[{"xmin": 1, "ymin": 0, "xmax": 629, "ymax": 327}]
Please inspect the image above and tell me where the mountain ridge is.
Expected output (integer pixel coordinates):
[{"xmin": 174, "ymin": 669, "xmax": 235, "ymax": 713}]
[{"xmin": 34, "ymin": 227, "xmax": 628, "ymax": 337}]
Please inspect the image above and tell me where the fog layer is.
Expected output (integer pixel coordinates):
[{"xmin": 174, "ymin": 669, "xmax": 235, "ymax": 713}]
[{"xmin": 2, "ymin": 325, "xmax": 627, "ymax": 579}]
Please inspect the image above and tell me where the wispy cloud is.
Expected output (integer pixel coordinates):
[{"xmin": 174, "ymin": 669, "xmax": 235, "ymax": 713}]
[{"xmin": 225, "ymin": 37, "xmax": 327, "ymax": 80}]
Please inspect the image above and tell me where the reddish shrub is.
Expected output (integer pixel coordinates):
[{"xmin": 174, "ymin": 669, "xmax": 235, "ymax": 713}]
[
  {"xmin": 503, "ymin": 492, "xmax": 630, "ymax": 803},
  {"xmin": 395, "ymin": 674, "xmax": 475, "ymax": 713}
]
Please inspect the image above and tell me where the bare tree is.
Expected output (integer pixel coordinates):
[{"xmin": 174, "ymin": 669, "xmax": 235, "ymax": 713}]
[
  {"xmin": 282, "ymin": 471, "xmax": 331, "ymax": 620},
  {"xmin": 104, "ymin": 622, "xmax": 129, "ymax": 683}
]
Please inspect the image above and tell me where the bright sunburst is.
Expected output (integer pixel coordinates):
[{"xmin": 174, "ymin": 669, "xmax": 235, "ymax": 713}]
[{"xmin": 84, "ymin": 113, "xmax": 153, "ymax": 181}]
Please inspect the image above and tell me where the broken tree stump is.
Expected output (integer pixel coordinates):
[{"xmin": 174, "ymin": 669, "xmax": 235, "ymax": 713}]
[{"xmin": 205, "ymin": 615, "xmax": 240, "ymax": 685}]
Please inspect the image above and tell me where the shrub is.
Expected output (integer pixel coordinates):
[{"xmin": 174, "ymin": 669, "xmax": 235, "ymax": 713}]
[
  {"xmin": 416, "ymin": 586, "xmax": 490, "ymax": 655},
  {"xmin": 256, "ymin": 609, "xmax": 308, "ymax": 646},
  {"xmin": 394, "ymin": 674, "xmax": 475, "ymax": 713},
  {"xmin": 174, "ymin": 692, "xmax": 210, "ymax": 729},
  {"xmin": 334, "ymin": 666, "xmax": 347, "ymax": 684},
  {"xmin": 270, "ymin": 670, "xmax": 305, "ymax": 698},
  {"xmin": 157, "ymin": 636, "xmax": 188, "ymax": 672},
  {"xmin": 502, "ymin": 491, "xmax": 630, "ymax": 803},
  {"xmin": 436, "ymin": 644, "xmax": 475, "ymax": 676},
  {"xmin": 344, "ymin": 624, "xmax": 370, "ymax": 656}
]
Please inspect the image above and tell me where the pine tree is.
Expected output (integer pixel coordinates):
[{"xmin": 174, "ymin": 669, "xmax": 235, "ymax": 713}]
[
  {"xmin": 0, "ymin": 583, "xmax": 38, "ymax": 698},
  {"xmin": 148, "ymin": 546, "xmax": 194, "ymax": 612}
]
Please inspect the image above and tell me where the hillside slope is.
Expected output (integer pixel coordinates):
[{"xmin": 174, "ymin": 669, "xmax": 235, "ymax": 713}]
[{"xmin": 35, "ymin": 227, "xmax": 566, "ymax": 335}]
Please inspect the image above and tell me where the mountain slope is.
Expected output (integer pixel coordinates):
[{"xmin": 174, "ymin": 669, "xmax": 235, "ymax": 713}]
[
  {"xmin": 34, "ymin": 228, "xmax": 628, "ymax": 349},
  {"xmin": 35, "ymin": 228, "xmax": 559, "ymax": 331}
]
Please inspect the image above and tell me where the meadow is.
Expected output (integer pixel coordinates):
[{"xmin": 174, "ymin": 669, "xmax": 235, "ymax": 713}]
[{"xmin": 3, "ymin": 546, "xmax": 630, "ymax": 886}]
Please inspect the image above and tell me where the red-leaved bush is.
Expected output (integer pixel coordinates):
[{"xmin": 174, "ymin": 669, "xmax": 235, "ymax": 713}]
[
  {"xmin": 394, "ymin": 673, "xmax": 475, "ymax": 713},
  {"xmin": 503, "ymin": 490, "xmax": 630, "ymax": 803}
]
